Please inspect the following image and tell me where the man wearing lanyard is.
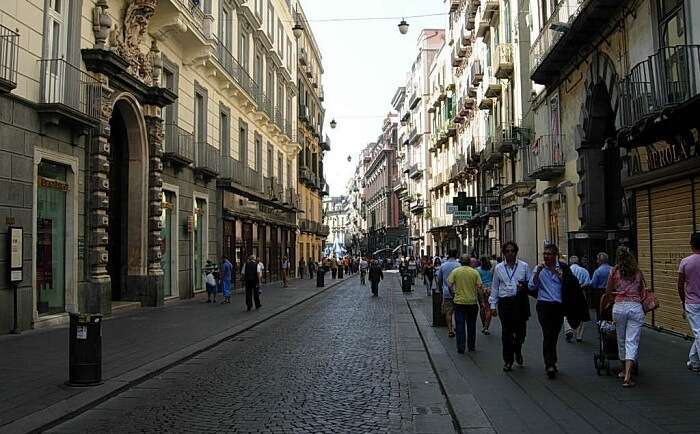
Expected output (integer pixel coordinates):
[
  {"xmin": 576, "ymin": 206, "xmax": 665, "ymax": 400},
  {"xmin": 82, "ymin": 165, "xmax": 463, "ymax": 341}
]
[
  {"xmin": 437, "ymin": 249, "xmax": 462, "ymax": 338},
  {"xmin": 490, "ymin": 241, "xmax": 532, "ymax": 371}
]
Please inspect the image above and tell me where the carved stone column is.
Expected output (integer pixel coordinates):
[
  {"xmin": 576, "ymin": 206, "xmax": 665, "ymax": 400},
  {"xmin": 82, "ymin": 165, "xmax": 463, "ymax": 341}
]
[
  {"xmin": 144, "ymin": 104, "xmax": 165, "ymax": 307},
  {"xmin": 87, "ymin": 74, "xmax": 114, "ymax": 314}
]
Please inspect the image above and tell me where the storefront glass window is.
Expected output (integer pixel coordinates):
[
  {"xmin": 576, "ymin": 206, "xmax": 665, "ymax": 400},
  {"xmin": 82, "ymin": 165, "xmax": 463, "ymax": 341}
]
[
  {"xmin": 194, "ymin": 198, "xmax": 206, "ymax": 291},
  {"xmin": 36, "ymin": 161, "xmax": 68, "ymax": 315}
]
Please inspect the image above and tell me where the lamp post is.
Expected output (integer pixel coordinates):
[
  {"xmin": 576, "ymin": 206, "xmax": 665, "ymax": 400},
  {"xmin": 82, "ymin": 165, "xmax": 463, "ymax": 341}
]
[
  {"xmin": 398, "ymin": 19, "xmax": 409, "ymax": 35},
  {"xmin": 330, "ymin": 118, "xmax": 337, "ymax": 129}
]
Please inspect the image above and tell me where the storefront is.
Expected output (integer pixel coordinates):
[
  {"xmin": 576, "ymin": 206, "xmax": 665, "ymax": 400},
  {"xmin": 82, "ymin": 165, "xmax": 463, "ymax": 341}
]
[{"xmin": 624, "ymin": 131, "xmax": 700, "ymax": 337}]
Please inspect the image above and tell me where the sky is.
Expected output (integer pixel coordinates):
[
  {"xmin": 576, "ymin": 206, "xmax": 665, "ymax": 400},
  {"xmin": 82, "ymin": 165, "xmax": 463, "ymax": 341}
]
[{"xmin": 300, "ymin": 0, "xmax": 446, "ymax": 197}]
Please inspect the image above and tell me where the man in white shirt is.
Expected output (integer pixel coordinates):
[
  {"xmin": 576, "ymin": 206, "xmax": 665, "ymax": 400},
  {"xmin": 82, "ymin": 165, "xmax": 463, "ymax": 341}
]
[
  {"xmin": 359, "ymin": 257, "xmax": 369, "ymax": 285},
  {"xmin": 256, "ymin": 257, "xmax": 265, "ymax": 293},
  {"xmin": 564, "ymin": 255, "xmax": 591, "ymax": 342},
  {"xmin": 489, "ymin": 241, "xmax": 532, "ymax": 371}
]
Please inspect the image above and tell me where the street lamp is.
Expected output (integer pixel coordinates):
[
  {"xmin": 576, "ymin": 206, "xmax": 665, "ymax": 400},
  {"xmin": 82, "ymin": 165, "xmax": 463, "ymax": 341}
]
[
  {"xmin": 398, "ymin": 19, "xmax": 409, "ymax": 35},
  {"xmin": 293, "ymin": 23, "xmax": 304, "ymax": 39},
  {"xmin": 330, "ymin": 118, "xmax": 337, "ymax": 129},
  {"xmin": 347, "ymin": 155, "xmax": 352, "ymax": 162}
]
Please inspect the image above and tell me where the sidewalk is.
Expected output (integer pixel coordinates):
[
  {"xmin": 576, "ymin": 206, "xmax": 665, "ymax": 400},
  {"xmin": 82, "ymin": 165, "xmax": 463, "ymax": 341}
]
[
  {"xmin": 0, "ymin": 274, "xmax": 351, "ymax": 432},
  {"xmin": 406, "ymin": 288, "xmax": 700, "ymax": 434}
]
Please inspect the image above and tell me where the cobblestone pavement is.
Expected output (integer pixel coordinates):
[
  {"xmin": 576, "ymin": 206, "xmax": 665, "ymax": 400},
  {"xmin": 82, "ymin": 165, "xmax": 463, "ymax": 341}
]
[{"xmin": 48, "ymin": 273, "xmax": 439, "ymax": 433}]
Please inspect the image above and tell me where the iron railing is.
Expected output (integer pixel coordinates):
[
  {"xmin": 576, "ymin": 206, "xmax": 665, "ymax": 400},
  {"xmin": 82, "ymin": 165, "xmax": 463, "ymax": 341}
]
[
  {"xmin": 526, "ymin": 134, "xmax": 566, "ymax": 180},
  {"xmin": 619, "ymin": 45, "xmax": 700, "ymax": 128},
  {"xmin": 0, "ymin": 24, "xmax": 19, "ymax": 91},
  {"xmin": 215, "ymin": 38, "xmax": 259, "ymax": 103},
  {"xmin": 194, "ymin": 142, "xmax": 220, "ymax": 176},
  {"xmin": 246, "ymin": 167, "xmax": 262, "ymax": 192},
  {"xmin": 529, "ymin": 0, "xmax": 582, "ymax": 76},
  {"xmin": 175, "ymin": 0, "xmax": 206, "ymax": 35},
  {"xmin": 39, "ymin": 58, "xmax": 101, "ymax": 119},
  {"xmin": 221, "ymin": 157, "xmax": 245, "ymax": 185},
  {"xmin": 163, "ymin": 123, "xmax": 195, "ymax": 164}
]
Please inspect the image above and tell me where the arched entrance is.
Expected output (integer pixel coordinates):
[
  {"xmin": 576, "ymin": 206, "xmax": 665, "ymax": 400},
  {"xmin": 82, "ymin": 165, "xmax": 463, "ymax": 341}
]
[{"xmin": 107, "ymin": 95, "xmax": 149, "ymax": 302}]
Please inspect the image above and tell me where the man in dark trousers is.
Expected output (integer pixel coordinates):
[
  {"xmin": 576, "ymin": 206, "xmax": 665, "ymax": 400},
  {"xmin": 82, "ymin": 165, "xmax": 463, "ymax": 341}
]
[
  {"xmin": 368, "ymin": 259, "xmax": 384, "ymax": 297},
  {"xmin": 528, "ymin": 244, "xmax": 589, "ymax": 378},
  {"xmin": 242, "ymin": 255, "xmax": 261, "ymax": 311}
]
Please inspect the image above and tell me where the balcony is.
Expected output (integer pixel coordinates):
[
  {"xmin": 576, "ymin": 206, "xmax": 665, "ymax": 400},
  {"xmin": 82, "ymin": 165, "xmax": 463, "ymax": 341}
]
[
  {"xmin": 318, "ymin": 224, "xmax": 330, "ymax": 237},
  {"xmin": 410, "ymin": 198, "xmax": 425, "ymax": 213},
  {"xmin": 393, "ymin": 180, "xmax": 407, "ymax": 193},
  {"xmin": 431, "ymin": 216, "xmax": 452, "ymax": 230},
  {"xmin": 37, "ymin": 58, "xmax": 101, "ymax": 129},
  {"xmin": 215, "ymin": 39, "xmax": 259, "ymax": 105},
  {"xmin": 470, "ymin": 60, "xmax": 484, "ymax": 86},
  {"xmin": 153, "ymin": 0, "xmax": 213, "ymax": 48},
  {"xmin": 408, "ymin": 163, "xmax": 423, "ymax": 179},
  {"xmin": 530, "ymin": 0, "xmax": 625, "ymax": 86},
  {"xmin": 495, "ymin": 123, "xmax": 530, "ymax": 154},
  {"xmin": 494, "ymin": 44, "xmax": 514, "ymax": 79},
  {"xmin": 298, "ymin": 105, "xmax": 310, "ymax": 123},
  {"xmin": 451, "ymin": 48, "xmax": 464, "ymax": 68},
  {"xmin": 477, "ymin": 15, "xmax": 490, "ymax": 38},
  {"xmin": 284, "ymin": 188, "xmax": 299, "ymax": 209},
  {"xmin": 163, "ymin": 123, "xmax": 195, "ymax": 167},
  {"xmin": 466, "ymin": 1, "xmax": 478, "ymax": 30},
  {"xmin": 481, "ymin": 137, "xmax": 502, "ymax": 169},
  {"xmin": 409, "ymin": 91, "xmax": 421, "ymax": 109},
  {"xmin": 483, "ymin": 67, "xmax": 502, "ymax": 98},
  {"xmin": 321, "ymin": 135, "xmax": 331, "ymax": 151},
  {"xmin": 298, "ymin": 165, "xmax": 316, "ymax": 187},
  {"xmin": 479, "ymin": 193, "xmax": 501, "ymax": 216},
  {"xmin": 0, "ymin": 24, "xmax": 18, "ymax": 93},
  {"xmin": 245, "ymin": 167, "xmax": 263, "ymax": 192},
  {"xmin": 450, "ymin": 157, "xmax": 467, "ymax": 181},
  {"xmin": 527, "ymin": 134, "xmax": 566, "ymax": 180},
  {"xmin": 220, "ymin": 157, "xmax": 245, "ymax": 186},
  {"xmin": 467, "ymin": 141, "xmax": 480, "ymax": 169},
  {"xmin": 450, "ymin": 0, "xmax": 461, "ymax": 12},
  {"xmin": 478, "ymin": 95, "xmax": 493, "ymax": 110},
  {"xmin": 430, "ymin": 172, "xmax": 447, "ymax": 191},
  {"xmin": 264, "ymin": 177, "xmax": 284, "ymax": 202},
  {"xmin": 619, "ymin": 45, "xmax": 700, "ymax": 131},
  {"xmin": 193, "ymin": 142, "xmax": 220, "ymax": 179}
]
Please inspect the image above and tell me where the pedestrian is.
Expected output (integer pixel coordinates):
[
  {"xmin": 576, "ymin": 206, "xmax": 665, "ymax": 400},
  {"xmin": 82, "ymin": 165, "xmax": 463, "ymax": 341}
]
[
  {"xmin": 448, "ymin": 254, "xmax": 484, "ymax": 353},
  {"xmin": 221, "ymin": 255, "xmax": 233, "ymax": 304},
  {"xmin": 256, "ymin": 257, "xmax": 265, "ymax": 291},
  {"xmin": 359, "ymin": 256, "xmax": 369, "ymax": 285},
  {"xmin": 590, "ymin": 252, "xmax": 613, "ymax": 321},
  {"xmin": 408, "ymin": 256, "xmax": 417, "ymax": 285},
  {"xmin": 528, "ymin": 244, "xmax": 589, "ymax": 379},
  {"xmin": 242, "ymin": 255, "xmax": 262, "ymax": 311},
  {"xmin": 607, "ymin": 246, "xmax": 648, "ymax": 387},
  {"xmin": 424, "ymin": 259, "xmax": 435, "ymax": 296},
  {"xmin": 564, "ymin": 255, "xmax": 591, "ymax": 343},
  {"xmin": 368, "ymin": 259, "xmax": 384, "ymax": 296},
  {"xmin": 436, "ymin": 251, "xmax": 460, "ymax": 339},
  {"xmin": 280, "ymin": 255, "xmax": 290, "ymax": 287},
  {"xmin": 205, "ymin": 260, "xmax": 217, "ymax": 303},
  {"xmin": 477, "ymin": 256, "xmax": 493, "ymax": 335},
  {"xmin": 298, "ymin": 257, "xmax": 306, "ymax": 279},
  {"xmin": 678, "ymin": 232, "xmax": 700, "ymax": 374},
  {"xmin": 489, "ymin": 242, "xmax": 532, "ymax": 371},
  {"xmin": 330, "ymin": 256, "xmax": 338, "ymax": 279},
  {"xmin": 308, "ymin": 259, "xmax": 316, "ymax": 279}
]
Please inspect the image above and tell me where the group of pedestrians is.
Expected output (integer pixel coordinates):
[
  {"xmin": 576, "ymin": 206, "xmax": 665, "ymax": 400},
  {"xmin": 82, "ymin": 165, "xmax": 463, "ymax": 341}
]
[{"xmin": 421, "ymin": 233, "xmax": 700, "ymax": 388}]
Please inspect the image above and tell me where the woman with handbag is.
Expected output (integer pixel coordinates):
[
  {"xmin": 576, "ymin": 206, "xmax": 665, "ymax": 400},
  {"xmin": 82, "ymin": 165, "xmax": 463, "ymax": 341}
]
[{"xmin": 606, "ymin": 246, "xmax": 653, "ymax": 387}]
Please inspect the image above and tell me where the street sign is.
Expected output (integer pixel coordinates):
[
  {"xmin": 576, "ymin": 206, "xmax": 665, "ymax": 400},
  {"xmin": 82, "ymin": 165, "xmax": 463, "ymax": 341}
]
[
  {"xmin": 453, "ymin": 209, "xmax": 472, "ymax": 220},
  {"xmin": 453, "ymin": 192, "xmax": 476, "ymax": 211},
  {"xmin": 446, "ymin": 204, "xmax": 457, "ymax": 214}
]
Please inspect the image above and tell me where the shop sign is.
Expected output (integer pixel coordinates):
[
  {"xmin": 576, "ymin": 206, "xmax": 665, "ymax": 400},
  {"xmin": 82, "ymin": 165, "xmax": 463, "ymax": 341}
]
[
  {"xmin": 38, "ymin": 176, "xmax": 69, "ymax": 192},
  {"xmin": 446, "ymin": 204, "xmax": 457, "ymax": 214},
  {"xmin": 628, "ymin": 131, "xmax": 699, "ymax": 176}
]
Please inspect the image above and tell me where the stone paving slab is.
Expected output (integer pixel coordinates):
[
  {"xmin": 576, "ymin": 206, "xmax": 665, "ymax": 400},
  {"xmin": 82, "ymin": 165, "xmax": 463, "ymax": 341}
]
[
  {"xmin": 407, "ymin": 288, "xmax": 700, "ymax": 434},
  {"xmin": 0, "ymin": 275, "xmax": 349, "ymax": 433}
]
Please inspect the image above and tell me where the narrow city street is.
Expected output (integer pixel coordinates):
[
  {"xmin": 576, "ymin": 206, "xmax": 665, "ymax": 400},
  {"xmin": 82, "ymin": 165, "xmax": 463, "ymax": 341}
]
[{"xmin": 45, "ymin": 273, "xmax": 453, "ymax": 434}]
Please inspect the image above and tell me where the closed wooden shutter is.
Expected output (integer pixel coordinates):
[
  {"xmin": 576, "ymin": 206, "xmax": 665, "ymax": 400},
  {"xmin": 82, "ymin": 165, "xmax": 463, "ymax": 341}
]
[
  {"xmin": 645, "ymin": 180, "xmax": 692, "ymax": 335},
  {"xmin": 636, "ymin": 189, "xmax": 651, "ymax": 325}
]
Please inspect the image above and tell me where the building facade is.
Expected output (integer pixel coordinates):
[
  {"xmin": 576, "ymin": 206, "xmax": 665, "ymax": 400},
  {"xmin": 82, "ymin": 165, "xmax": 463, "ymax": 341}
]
[
  {"xmin": 322, "ymin": 195, "xmax": 346, "ymax": 253},
  {"xmin": 0, "ymin": 0, "xmax": 315, "ymax": 334}
]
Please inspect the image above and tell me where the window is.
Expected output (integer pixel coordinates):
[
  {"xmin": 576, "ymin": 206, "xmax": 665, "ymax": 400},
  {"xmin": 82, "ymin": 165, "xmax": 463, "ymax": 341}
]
[
  {"xmin": 286, "ymin": 93, "xmax": 292, "ymax": 127},
  {"xmin": 239, "ymin": 120, "xmax": 248, "ymax": 164},
  {"xmin": 286, "ymin": 37, "xmax": 292, "ymax": 71},
  {"xmin": 194, "ymin": 91, "xmax": 205, "ymax": 143},
  {"xmin": 658, "ymin": 0, "xmax": 685, "ymax": 47},
  {"xmin": 267, "ymin": 1, "xmax": 274, "ymax": 39},
  {"xmin": 36, "ymin": 161, "xmax": 68, "ymax": 315},
  {"xmin": 267, "ymin": 145, "xmax": 274, "ymax": 177},
  {"xmin": 193, "ymin": 197, "xmax": 207, "ymax": 292},
  {"xmin": 277, "ymin": 80, "xmax": 284, "ymax": 121},
  {"xmin": 221, "ymin": 7, "xmax": 231, "ymax": 48},
  {"xmin": 277, "ymin": 18, "xmax": 283, "ymax": 51},
  {"xmin": 503, "ymin": 0, "xmax": 512, "ymax": 43},
  {"xmin": 278, "ymin": 151, "xmax": 283, "ymax": 180},
  {"xmin": 161, "ymin": 69, "xmax": 175, "ymax": 125},
  {"xmin": 266, "ymin": 63, "xmax": 275, "ymax": 102},
  {"xmin": 255, "ymin": 133, "xmax": 262, "ymax": 173},
  {"xmin": 255, "ymin": 0, "xmax": 263, "ymax": 19},
  {"xmin": 220, "ymin": 108, "xmax": 230, "ymax": 158},
  {"xmin": 239, "ymin": 29, "xmax": 249, "ymax": 71},
  {"xmin": 45, "ymin": 0, "xmax": 70, "ymax": 102},
  {"xmin": 254, "ymin": 50, "xmax": 263, "ymax": 88}
]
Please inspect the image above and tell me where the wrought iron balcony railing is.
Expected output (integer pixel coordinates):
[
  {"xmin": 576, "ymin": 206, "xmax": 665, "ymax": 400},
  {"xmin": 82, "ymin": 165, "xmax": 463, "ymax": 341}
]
[
  {"xmin": 0, "ymin": 24, "xmax": 18, "ymax": 93},
  {"xmin": 193, "ymin": 142, "xmax": 220, "ymax": 178},
  {"xmin": 526, "ymin": 134, "xmax": 566, "ymax": 180},
  {"xmin": 215, "ymin": 38, "xmax": 259, "ymax": 104},
  {"xmin": 529, "ymin": 0, "xmax": 583, "ymax": 79},
  {"xmin": 221, "ymin": 157, "xmax": 245, "ymax": 186},
  {"xmin": 481, "ymin": 136, "xmax": 502, "ymax": 169},
  {"xmin": 619, "ymin": 44, "xmax": 700, "ymax": 129},
  {"xmin": 246, "ymin": 167, "xmax": 262, "ymax": 192},
  {"xmin": 38, "ymin": 58, "xmax": 101, "ymax": 124},
  {"xmin": 163, "ymin": 123, "xmax": 195, "ymax": 166}
]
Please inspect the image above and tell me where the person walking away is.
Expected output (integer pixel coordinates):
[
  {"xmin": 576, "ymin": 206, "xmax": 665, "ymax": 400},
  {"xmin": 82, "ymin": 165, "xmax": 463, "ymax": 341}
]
[
  {"xmin": 359, "ymin": 257, "xmax": 369, "ymax": 285},
  {"xmin": 564, "ymin": 255, "xmax": 591, "ymax": 342},
  {"xmin": 330, "ymin": 256, "xmax": 338, "ymax": 279},
  {"xmin": 590, "ymin": 252, "xmax": 612, "ymax": 321},
  {"xmin": 408, "ymin": 257, "xmax": 417, "ymax": 285},
  {"xmin": 242, "ymin": 255, "xmax": 262, "ymax": 311},
  {"xmin": 448, "ymin": 254, "xmax": 484, "ymax": 353},
  {"xmin": 489, "ymin": 242, "xmax": 532, "ymax": 371},
  {"xmin": 607, "ymin": 246, "xmax": 648, "ymax": 387},
  {"xmin": 281, "ymin": 256, "xmax": 290, "ymax": 287},
  {"xmin": 221, "ymin": 255, "xmax": 233, "ymax": 304},
  {"xmin": 424, "ymin": 260, "xmax": 435, "ymax": 296},
  {"xmin": 678, "ymin": 232, "xmax": 700, "ymax": 374},
  {"xmin": 529, "ymin": 244, "xmax": 589, "ymax": 379},
  {"xmin": 436, "ymin": 251, "xmax": 460, "ymax": 338},
  {"xmin": 298, "ymin": 257, "xmax": 306, "ymax": 279},
  {"xmin": 205, "ymin": 260, "xmax": 217, "ymax": 303},
  {"xmin": 368, "ymin": 260, "xmax": 384, "ymax": 296},
  {"xmin": 477, "ymin": 256, "xmax": 494, "ymax": 335},
  {"xmin": 256, "ymin": 257, "xmax": 265, "ymax": 293},
  {"xmin": 308, "ymin": 259, "xmax": 316, "ymax": 279}
]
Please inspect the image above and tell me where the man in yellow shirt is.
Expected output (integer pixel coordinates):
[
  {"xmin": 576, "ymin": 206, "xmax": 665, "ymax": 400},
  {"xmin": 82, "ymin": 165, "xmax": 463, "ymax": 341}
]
[{"xmin": 448, "ymin": 255, "xmax": 484, "ymax": 353}]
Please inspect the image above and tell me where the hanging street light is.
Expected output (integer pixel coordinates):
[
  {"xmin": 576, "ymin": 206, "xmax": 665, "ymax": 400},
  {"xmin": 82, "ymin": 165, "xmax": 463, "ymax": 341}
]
[
  {"xmin": 347, "ymin": 155, "xmax": 352, "ymax": 162},
  {"xmin": 330, "ymin": 118, "xmax": 337, "ymax": 129},
  {"xmin": 293, "ymin": 23, "xmax": 304, "ymax": 39},
  {"xmin": 398, "ymin": 19, "xmax": 409, "ymax": 35}
]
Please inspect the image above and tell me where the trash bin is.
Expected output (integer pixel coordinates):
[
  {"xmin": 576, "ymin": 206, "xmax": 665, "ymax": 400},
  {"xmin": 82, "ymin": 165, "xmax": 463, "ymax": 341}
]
[
  {"xmin": 401, "ymin": 273, "xmax": 412, "ymax": 292},
  {"xmin": 68, "ymin": 313, "xmax": 102, "ymax": 386},
  {"xmin": 432, "ymin": 291, "xmax": 446, "ymax": 327},
  {"xmin": 316, "ymin": 269, "xmax": 325, "ymax": 287}
]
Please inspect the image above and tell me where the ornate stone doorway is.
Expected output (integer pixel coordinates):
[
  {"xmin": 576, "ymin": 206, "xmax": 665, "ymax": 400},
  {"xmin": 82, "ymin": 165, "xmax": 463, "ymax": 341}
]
[{"xmin": 107, "ymin": 96, "xmax": 149, "ymax": 302}]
